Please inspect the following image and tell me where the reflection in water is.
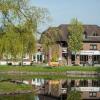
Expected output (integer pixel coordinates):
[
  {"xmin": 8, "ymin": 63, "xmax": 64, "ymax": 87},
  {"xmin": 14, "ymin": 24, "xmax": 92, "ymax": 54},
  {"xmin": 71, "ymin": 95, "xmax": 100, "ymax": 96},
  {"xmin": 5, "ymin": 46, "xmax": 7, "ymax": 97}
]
[
  {"xmin": 1, "ymin": 79, "xmax": 100, "ymax": 100},
  {"xmin": 34, "ymin": 95, "xmax": 39, "ymax": 100},
  {"xmin": 0, "ymin": 94, "xmax": 35, "ymax": 100}
]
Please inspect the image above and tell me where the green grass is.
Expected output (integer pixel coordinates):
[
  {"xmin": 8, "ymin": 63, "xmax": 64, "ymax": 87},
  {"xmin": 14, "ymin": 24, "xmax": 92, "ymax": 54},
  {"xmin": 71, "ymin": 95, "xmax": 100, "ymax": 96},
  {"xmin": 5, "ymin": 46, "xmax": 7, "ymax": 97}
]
[
  {"xmin": 0, "ymin": 65, "xmax": 100, "ymax": 80},
  {"xmin": 0, "ymin": 82, "xmax": 33, "ymax": 93},
  {"xmin": 0, "ymin": 74, "xmax": 99, "ymax": 80},
  {"xmin": 0, "ymin": 65, "xmax": 100, "ymax": 72}
]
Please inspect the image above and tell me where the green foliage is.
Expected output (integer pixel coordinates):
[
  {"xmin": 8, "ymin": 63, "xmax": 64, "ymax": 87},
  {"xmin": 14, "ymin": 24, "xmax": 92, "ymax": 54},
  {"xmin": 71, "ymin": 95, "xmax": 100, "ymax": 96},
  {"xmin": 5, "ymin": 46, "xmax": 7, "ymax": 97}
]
[
  {"xmin": 0, "ymin": 82, "xmax": 33, "ymax": 93},
  {"xmin": 0, "ymin": 81, "xmax": 35, "ymax": 99},
  {"xmin": 0, "ymin": 0, "xmax": 48, "ymax": 60},
  {"xmin": 0, "ymin": 65, "xmax": 100, "ymax": 80},
  {"xmin": 40, "ymin": 27, "xmax": 61, "ymax": 62},
  {"xmin": 68, "ymin": 18, "xmax": 84, "ymax": 53},
  {"xmin": 0, "ymin": 65, "xmax": 100, "ymax": 72},
  {"xmin": 67, "ymin": 90, "xmax": 81, "ymax": 100},
  {"xmin": 41, "ymin": 27, "xmax": 61, "ymax": 50},
  {"xmin": 51, "ymin": 45, "xmax": 59, "ymax": 62},
  {"xmin": 0, "ymin": 94, "xmax": 35, "ymax": 100}
]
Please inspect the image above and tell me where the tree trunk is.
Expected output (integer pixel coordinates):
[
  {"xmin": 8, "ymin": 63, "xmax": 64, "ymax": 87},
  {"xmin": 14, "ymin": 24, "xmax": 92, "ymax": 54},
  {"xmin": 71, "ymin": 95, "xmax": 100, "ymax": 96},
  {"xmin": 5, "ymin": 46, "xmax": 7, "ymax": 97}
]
[
  {"xmin": 75, "ymin": 52, "xmax": 77, "ymax": 65},
  {"xmin": 48, "ymin": 47, "xmax": 51, "ymax": 64},
  {"xmin": 21, "ymin": 53, "xmax": 23, "ymax": 66},
  {"xmin": 6, "ymin": 54, "xmax": 9, "ymax": 65}
]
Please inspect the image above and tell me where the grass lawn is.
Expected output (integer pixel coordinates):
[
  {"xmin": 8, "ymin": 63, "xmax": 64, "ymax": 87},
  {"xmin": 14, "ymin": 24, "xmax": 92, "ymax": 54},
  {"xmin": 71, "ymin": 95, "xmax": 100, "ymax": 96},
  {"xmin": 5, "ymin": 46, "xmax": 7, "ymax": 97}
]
[
  {"xmin": 0, "ymin": 65, "xmax": 100, "ymax": 80},
  {"xmin": 0, "ymin": 74, "xmax": 99, "ymax": 80},
  {"xmin": 0, "ymin": 65, "xmax": 100, "ymax": 72}
]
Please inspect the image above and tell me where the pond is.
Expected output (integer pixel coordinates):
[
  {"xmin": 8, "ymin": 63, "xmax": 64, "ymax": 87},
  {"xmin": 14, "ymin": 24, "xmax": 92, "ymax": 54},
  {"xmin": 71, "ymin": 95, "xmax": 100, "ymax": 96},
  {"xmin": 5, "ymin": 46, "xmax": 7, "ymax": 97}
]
[
  {"xmin": 0, "ymin": 78, "xmax": 100, "ymax": 100},
  {"xmin": 0, "ymin": 94, "xmax": 35, "ymax": 100}
]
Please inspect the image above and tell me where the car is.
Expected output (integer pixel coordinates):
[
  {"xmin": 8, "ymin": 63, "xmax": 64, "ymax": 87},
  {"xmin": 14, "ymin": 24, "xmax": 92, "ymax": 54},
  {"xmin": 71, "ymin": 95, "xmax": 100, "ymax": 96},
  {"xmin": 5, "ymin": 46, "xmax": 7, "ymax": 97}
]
[{"xmin": 0, "ymin": 60, "xmax": 7, "ymax": 65}]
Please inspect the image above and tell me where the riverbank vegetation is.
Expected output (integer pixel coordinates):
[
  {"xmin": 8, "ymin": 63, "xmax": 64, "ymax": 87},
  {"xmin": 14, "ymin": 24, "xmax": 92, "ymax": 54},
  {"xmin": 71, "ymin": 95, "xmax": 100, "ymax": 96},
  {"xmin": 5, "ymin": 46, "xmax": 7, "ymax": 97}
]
[
  {"xmin": 0, "ymin": 65, "xmax": 100, "ymax": 72},
  {"xmin": 67, "ymin": 90, "xmax": 81, "ymax": 100},
  {"xmin": 0, "ymin": 82, "xmax": 33, "ymax": 94},
  {"xmin": 0, "ymin": 94, "xmax": 34, "ymax": 100},
  {"xmin": 0, "ymin": 74, "xmax": 99, "ymax": 80},
  {"xmin": 0, "ymin": 0, "xmax": 48, "ymax": 66},
  {"xmin": 0, "ymin": 65, "xmax": 100, "ymax": 80}
]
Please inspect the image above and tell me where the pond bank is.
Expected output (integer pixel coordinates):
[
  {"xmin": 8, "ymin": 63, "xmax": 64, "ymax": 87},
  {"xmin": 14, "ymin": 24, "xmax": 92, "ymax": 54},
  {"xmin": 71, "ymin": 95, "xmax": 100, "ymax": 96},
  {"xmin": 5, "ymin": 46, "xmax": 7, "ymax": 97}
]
[
  {"xmin": 0, "ymin": 81, "xmax": 34, "ymax": 96},
  {"xmin": 0, "ymin": 66, "xmax": 100, "ymax": 72},
  {"xmin": 0, "ymin": 90, "xmax": 32, "ymax": 96},
  {"xmin": 0, "ymin": 71, "xmax": 100, "ymax": 78},
  {"xmin": 0, "ymin": 66, "xmax": 100, "ymax": 79}
]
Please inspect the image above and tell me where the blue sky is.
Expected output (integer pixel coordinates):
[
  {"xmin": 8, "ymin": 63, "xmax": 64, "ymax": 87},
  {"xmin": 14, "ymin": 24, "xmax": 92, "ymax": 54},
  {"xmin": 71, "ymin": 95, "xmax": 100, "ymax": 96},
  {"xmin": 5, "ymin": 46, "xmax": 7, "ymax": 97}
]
[{"xmin": 30, "ymin": 0, "xmax": 100, "ymax": 31}]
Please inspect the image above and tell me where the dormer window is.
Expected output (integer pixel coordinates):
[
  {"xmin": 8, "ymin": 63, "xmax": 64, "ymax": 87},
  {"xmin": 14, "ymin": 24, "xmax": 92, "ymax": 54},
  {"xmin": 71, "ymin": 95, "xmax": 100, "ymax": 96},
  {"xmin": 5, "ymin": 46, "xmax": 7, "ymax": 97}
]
[{"xmin": 93, "ymin": 32, "xmax": 98, "ymax": 36}]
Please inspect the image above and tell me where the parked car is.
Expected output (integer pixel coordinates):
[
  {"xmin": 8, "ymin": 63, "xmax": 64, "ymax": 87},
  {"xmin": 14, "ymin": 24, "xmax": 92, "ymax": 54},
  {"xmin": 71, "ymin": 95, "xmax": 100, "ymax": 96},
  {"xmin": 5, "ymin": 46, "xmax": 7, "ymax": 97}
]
[
  {"xmin": 0, "ymin": 60, "xmax": 7, "ymax": 65},
  {"xmin": 22, "ymin": 61, "xmax": 32, "ymax": 65},
  {"xmin": 0, "ymin": 60, "xmax": 33, "ymax": 66}
]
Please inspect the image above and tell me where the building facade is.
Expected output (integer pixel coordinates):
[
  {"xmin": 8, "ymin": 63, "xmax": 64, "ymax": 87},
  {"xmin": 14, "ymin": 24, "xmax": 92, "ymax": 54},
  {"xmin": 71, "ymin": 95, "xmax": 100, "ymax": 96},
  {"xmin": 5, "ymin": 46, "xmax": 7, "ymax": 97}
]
[
  {"xmin": 41, "ymin": 25, "xmax": 100, "ymax": 66},
  {"xmin": 0, "ymin": 43, "xmax": 44, "ymax": 65}
]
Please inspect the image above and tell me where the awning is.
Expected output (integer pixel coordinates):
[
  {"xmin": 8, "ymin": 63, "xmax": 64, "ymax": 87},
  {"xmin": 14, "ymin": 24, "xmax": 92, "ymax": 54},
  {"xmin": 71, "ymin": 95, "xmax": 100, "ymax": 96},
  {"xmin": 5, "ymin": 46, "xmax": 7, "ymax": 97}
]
[{"xmin": 79, "ymin": 50, "xmax": 100, "ymax": 55}]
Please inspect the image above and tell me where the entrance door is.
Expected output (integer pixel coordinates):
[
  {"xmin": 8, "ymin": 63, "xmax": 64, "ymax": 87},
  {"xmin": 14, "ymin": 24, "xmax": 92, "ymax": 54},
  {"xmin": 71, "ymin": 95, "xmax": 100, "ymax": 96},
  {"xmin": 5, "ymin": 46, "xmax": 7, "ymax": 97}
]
[{"xmin": 37, "ymin": 54, "xmax": 43, "ymax": 62}]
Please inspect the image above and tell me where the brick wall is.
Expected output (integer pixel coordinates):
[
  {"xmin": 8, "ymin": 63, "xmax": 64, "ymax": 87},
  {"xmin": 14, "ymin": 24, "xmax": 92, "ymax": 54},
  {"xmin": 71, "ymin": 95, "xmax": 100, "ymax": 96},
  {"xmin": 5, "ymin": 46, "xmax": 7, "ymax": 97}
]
[{"xmin": 83, "ymin": 42, "xmax": 100, "ymax": 50}]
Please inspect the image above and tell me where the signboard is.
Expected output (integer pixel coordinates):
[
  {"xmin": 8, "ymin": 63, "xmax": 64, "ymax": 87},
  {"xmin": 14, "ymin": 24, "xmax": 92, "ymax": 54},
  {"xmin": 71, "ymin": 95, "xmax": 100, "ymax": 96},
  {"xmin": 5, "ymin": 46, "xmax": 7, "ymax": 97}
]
[
  {"xmin": 79, "ymin": 50, "xmax": 100, "ymax": 55},
  {"xmin": 72, "ymin": 87, "xmax": 100, "ymax": 92}
]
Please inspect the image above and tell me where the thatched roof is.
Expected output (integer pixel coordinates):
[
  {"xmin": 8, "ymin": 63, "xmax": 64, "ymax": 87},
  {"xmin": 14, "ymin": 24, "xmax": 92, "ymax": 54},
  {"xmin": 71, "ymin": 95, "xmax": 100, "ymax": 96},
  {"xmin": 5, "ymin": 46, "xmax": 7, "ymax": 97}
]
[{"xmin": 40, "ymin": 24, "xmax": 100, "ymax": 43}]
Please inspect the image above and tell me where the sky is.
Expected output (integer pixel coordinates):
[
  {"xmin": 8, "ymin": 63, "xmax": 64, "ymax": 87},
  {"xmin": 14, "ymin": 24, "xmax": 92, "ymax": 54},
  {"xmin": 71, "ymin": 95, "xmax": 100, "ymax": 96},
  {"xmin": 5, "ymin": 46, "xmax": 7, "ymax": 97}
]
[{"xmin": 30, "ymin": 0, "xmax": 100, "ymax": 32}]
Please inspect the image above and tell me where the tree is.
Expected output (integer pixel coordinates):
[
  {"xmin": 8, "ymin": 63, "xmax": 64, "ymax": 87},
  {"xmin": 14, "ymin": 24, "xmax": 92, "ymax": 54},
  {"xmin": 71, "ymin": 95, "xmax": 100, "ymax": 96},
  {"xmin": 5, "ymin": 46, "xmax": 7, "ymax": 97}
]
[
  {"xmin": 51, "ymin": 45, "xmax": 59, "ymax": 62},
  {"xmin": 0, "ymin": 0, "xmax": 48, "ymax": 64},
  {"xmin": 40, "ymin": 27, "xmax": 61, "ymax": 62},
  {"xmin": 0, "ymin": 24, "xmax": 22, "ymax": 61},
  {"xmin": 67, "ymin": 90, "xmax": 81, "ymax": 100},
  {"xmin": 68, "ymin": 18, "xmax": 84, "ymax": 64}
]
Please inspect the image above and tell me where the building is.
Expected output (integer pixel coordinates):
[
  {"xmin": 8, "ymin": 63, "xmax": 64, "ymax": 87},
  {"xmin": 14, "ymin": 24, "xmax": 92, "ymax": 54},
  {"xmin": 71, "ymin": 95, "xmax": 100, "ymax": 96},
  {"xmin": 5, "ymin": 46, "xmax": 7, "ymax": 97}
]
[
  {"xmin": 0, "ymin": 43, "xmax": 44, "ymax": 65},
  {"xmin": 40, "ymin": 24, "xmax": 100, "ymax": 66},
  {"xmin": 23, "ymin": 78, "xmax": 44, "ymax": 86},
  {"xmin": 32, "ymin": 43, "xmax": 44, "ymax": 64}
]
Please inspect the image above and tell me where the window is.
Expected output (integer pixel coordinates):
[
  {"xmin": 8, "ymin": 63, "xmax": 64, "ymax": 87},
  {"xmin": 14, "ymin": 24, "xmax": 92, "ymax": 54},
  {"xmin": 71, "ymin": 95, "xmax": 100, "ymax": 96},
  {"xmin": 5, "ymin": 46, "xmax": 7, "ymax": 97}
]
[
  {"xmin": 83, "ymin": 31, "xmax": 87, "ymax": 39},
  {"xmin": 71, "ymin": 80, "xmax": 75, "ymax": 87},
  {"xmin": 33, "ymin": 56, "xmax": 35, "ymax": 59},
  {"xmin": 92, "ymin": 55, "xmax": 100, "ymax": 64},
  {"xmin": 40, "ymin": 55, "xmax": 42, "ymax": 62},
  {"xmin": 80, "ymin": 55, "xmax": 88, "ymax": 64},
  {"xmin": 93, "ymin": 32, "xmax": 98, "ymax": 36},
  {"xmin": 92, "ymin": 80, "xmax": 99, "ymax": 87},
  {"xmin": 89, "ymin": 92, "xmax": 97, "ymax": 97},
  {"xmin": 60, "ymin": 42, "xmax": 67, "ymax": 47},
  {"xmin": 37, "ymin": 55, "xmax": 40, "ymax": 61},
  {"xmin": 79, "ymin": 80, "xmax": 88, "ymax": 87},
  {"xmin": 90, "ymin": 44, "xmax": 97, "ymax": 50}
]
